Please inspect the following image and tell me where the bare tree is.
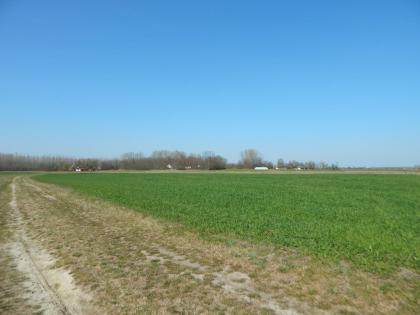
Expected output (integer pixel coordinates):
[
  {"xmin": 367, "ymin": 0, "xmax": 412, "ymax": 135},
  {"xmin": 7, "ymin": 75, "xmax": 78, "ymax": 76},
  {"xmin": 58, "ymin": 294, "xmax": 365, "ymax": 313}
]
[
  {"xmin": 0, "ymin": 151, "xmax": 347, "ymax": 172},
  {"xmin": 331, "ymin": 163, "xmax": 339, "ymax": 170},
  {"xmin": 73, "ymin": 158, "xmax": 100, "ymax": 171},
  {"xmin": 240, "ymin": 149, "xmax": 262, "ymax": 168},
  {"xmin": 121, "ymin": 152, "xmax": 150, "ymax": 170},
  {"xmin": 318, "ymin": 161, "xmax": 329, "ymax": 169},
  {"xmin": 277, "ymin": 158, "xmax": 285, "ymax": 169},
  {"xmin": 0, "ymin": 153, "xmax": 75, "ymax": 171},
  {"xmin": 286, "ymin": 160, "xmax": 299, "ymax": 169},
  {"xmin": 100, "ymin": 159, "xmax": 120, "ymax": 170},
  {"xmin": 305, "ymin": 161, "xmax": 316, "ymax": 170}
]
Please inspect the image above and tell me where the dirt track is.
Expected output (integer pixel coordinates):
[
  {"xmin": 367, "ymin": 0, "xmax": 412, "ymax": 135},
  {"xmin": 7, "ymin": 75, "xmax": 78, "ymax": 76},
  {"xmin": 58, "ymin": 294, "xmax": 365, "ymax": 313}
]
[
  {"xmin": 1, "ymin": 176, "xmax": 418, "ymax": 315},
  {"xmin": 5, "ymin": 178, "xmax": 94, "ymax": 314}
]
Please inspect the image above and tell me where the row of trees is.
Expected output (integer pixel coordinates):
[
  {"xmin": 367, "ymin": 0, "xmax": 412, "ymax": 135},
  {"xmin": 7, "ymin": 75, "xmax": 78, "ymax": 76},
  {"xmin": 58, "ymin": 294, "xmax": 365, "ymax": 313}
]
[
  {"xmin": 0, "ymin": 149, "xmax": 340, "ymax": 171},
  {"xmin": 0, "ymin": 154, "xmax": 75, "ymax": 171},
  {"xmin": 120, "ymin": 151, "xmax": 227, "ymax": 170},
  {"xmin": 0, "ymin": 151, "xmax": 227, "ymax": 171},
  {"xmin": 276, "ymin": 159, "xmax": 339, "ymax": 170},
  {"xmin": 238, "ymin": 149, "xmax": 339, "ymax": 170}
]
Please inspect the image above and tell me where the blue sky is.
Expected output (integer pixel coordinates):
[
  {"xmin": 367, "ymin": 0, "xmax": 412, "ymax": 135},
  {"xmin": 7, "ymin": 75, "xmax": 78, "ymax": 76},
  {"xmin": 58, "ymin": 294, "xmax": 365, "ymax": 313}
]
[{"xmin": 1, "ymin": 0, "xmax": 419, "ymax": 166}]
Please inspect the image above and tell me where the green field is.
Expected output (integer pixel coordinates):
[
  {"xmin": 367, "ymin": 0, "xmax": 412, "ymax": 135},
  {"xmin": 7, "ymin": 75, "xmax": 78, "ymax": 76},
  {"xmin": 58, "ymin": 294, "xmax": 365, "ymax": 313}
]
[{"xmin": 34, "ymin": 173, "xmax": 420, "ymax": 273}]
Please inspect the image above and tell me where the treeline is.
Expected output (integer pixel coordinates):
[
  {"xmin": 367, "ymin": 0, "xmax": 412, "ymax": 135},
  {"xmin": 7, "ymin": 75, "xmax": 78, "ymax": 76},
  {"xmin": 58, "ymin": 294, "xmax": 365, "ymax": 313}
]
[
  {"xmin": 0, "ymin": 151, "xmax": 227, "ymax": 171},
  {"xmin": 0, "ymin": 154, "xmax": 75, "ymax": 171},
  {"xmin": 119, "ymin": 151, "xmax": 227, "ymax": 170},
  {"xmin": 0, "ymin": 149, "xmax": 341, "ymax": 171},
  {"xmin": 237, "ymin": 149, "xmax": 339, "ymax": 170},
  {"xmin": 276, "ymin": 159, "xmax": 339, "ymax": 170}
]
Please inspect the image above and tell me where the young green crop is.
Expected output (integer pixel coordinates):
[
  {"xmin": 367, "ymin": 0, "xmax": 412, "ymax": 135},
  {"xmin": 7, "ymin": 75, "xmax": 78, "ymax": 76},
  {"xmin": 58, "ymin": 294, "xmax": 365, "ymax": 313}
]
[{"xmin": 35, "ymin": 172, "xmax": 420, "ymax": 273}]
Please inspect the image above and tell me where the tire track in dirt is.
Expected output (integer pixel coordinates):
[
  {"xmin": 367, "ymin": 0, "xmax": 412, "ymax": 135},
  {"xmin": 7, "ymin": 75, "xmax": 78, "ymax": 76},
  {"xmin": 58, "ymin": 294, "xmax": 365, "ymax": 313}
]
[
  {"xmin": 7, "ymin": 178, "xmax": 94, "ymax": 315},
  {"xmin": 22, "ymin": 181, "xmax": 57, "ymax": 200}
]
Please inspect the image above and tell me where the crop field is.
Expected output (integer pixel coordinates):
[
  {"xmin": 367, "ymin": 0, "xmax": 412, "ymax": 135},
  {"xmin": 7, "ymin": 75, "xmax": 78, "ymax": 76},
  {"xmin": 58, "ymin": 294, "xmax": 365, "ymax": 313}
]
[{"xmin": 35, "ymin": 172, "xmax": 420, "ymax": 273}]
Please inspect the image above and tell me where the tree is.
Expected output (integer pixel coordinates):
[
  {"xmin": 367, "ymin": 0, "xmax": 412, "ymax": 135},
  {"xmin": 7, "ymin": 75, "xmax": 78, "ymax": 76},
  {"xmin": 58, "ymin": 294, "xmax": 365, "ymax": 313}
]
[
  {"xmin": 277, "ymin": 158, "xmax": 285, "ymax": 169},
  {"xmin": 0, "ymin": 153, "xmax": 75, "ymax": 171},
  {"xmin": 240, "ymin": 149, "xmax": 262, "ymax": 168},
  {"xmin": 207, "ymin": 155, "xmax": 227, "ymax": 170},
  {"xmin": 331, "ymin": 163, "xmax": 340, "ymax": 170},
  {"xmin": 0, "ymin": 150, "xmax": 230, "ymax": 171},
  {"xmin": 318, "ymin": 161, "xmax": 329, "ymax": 169},
  {"xmin": 263, "ymin": 161, "xmax": 274, "ymax": 169},
  {"xmin": 286, "ymin": 160, "xmax": 299, "ymax": 169},
  {"xmin": 120, "ymin": 152, "xmax": 151, "ymax": 170},
  {"xmin": 305, "ymin": 161, "xmax": 316, "ymax": 170}
]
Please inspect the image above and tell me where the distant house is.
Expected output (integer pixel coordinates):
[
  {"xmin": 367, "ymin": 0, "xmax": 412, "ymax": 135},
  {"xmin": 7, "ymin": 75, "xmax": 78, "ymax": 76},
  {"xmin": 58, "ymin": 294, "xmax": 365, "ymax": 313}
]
[
  {"xmin": 75, "ymin": 167, "xmax": 82, "ymax": 172},
  {"xmin": 254, "ymin": 166, "xmax": 269, "ymax": 171}
]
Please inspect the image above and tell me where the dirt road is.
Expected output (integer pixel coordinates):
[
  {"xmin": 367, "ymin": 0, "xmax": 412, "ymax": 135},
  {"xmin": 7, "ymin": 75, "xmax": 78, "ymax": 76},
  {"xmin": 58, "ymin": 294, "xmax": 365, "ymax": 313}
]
[
  {"xmin": 1, "ymin": 175, "xmax": 418, "ymax": 314},
  {"xmin": 1, "ymin": 177, "xmax": 95, "ymax": 314}
]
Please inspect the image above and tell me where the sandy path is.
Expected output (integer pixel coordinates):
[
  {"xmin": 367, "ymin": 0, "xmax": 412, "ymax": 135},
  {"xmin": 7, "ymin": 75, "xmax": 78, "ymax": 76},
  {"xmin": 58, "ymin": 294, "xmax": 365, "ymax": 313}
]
[{"xmin": 7, "ymin": 178, "xmax": 94, "ymax": 315}]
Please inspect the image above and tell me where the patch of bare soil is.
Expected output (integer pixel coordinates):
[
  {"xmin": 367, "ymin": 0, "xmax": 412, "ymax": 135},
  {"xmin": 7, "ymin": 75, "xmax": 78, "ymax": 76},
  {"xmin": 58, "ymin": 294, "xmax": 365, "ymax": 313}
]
[
  {"xmin": 7, "ymin": 176, "xmax": 419, "ymax": 314},
  {"xmin": 4, "ymin": 178, "xmax": 97, "ymax": 315},
  {"xmin": 0, "ymin": 176, "xmax": 39, "ymax": 314},
  {"xmin": 142, "ymin": 246, "xmax": 303, "ymax": 315}
]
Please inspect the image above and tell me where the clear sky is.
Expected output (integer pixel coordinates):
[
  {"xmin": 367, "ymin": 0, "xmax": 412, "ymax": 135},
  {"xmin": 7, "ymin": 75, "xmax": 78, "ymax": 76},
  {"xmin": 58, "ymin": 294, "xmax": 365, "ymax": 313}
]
[{"xmin": 1, "ymin": 0, "xmax": 419, "ymax": 166}]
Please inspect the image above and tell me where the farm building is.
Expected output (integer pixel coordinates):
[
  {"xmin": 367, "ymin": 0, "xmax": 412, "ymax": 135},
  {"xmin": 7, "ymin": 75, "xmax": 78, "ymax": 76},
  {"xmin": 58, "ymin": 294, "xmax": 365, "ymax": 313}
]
[{"xmin": 254, "ymin": 166, "xmax": 269, "ymax": 171}]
